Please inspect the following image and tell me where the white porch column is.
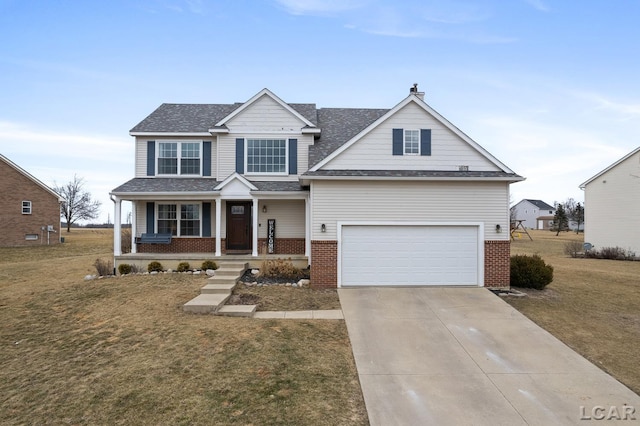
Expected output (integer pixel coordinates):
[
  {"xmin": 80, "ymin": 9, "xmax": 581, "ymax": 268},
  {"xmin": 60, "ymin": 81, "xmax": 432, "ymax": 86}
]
[
  {"xmin": 113, "ymin": 197, "xmax": 122, "ymax": 256},
  {"xmin": 215, "ymin": 199, "xmax": 222, "ymax": 256},
  {"xmin": 305, "ymin": 196, "xmax": 310, "ymax": 259},
  {"xmin": 252, "ymin": 197, "xmax": 259, "ymax": 257},
  {"xmin": 130, "ymin": 201, "xmax": 137, "ymax": 254}
]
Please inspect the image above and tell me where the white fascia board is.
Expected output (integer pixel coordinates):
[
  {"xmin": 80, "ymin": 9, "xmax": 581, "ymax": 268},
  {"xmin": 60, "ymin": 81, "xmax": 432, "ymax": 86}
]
[
  {"xmin": 207, "ymin": 127, "xmax": 230, "ymax": 134},
  {"xmin": 129, "ymin": 132, "xmax": 213, "ymax": 137},
  {"xmin": 579, "ymin": 146, "xmax": 640, "ymax": 189},
  {"xmin": 109, "ymin": 191, "xmax": 219, "ymax": 200},
  {"xmin": 214, "ymin": 172, "xmax": 258, "ymax": 191},
  {"xmin": 300, "ymin": 174, "xmax": 525, "ymax": 185},
  {"xmin": 310, "ymin": 94, "xmax": 516, "ymax": 174},
  {"xmin": 215, "ymin": 88, "xmax": 316, "ymax": 128},
  {"xmin": 301, "ymin": 128, "xmax": 321, "ymax": 134},
  {"xmin": 250, "ymin": 191, "xmax": 308, "ymax": 199}
]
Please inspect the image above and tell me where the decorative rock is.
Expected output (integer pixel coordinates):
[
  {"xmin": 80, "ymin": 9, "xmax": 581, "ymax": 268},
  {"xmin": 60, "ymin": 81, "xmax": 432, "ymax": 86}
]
[
  {"xmin": 251, "ymin": 269, "xmax": 259, "ymax": 275},
  {"xmin": 193, "ymin": 270, "xmax": 201, "ymax": 275},
  {"xmin": 167, "ymin": 269, "xmax": 173, "ymax": 273},
  {"xmin": 205, "ymin": 269, "xmax": 215, "ymax": 276},
  {"xmin": 150, "ymin": 271, "xmax": 158, "ymax": 275},
  {"xmin": 297, "ymin": 279, "xmax": 310, "ymax": 287},
  {"xmin": 292, "ymin": 283, "xmax": 298, "ymax": 287},
  {"xmin": 84, "ymin": 274, "xmax": 96, "ymax": 281},
  {"xmin": 285, "ymin": 282, "xmax": 292, "ymax": 287}
]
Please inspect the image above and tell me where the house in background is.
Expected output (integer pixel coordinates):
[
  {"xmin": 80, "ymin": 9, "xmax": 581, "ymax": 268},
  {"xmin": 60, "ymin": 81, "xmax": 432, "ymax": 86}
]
[
  {"xmin": 0, "ymin": 154, "xmax": 63, "ymax": 246},
  {"xmin": 510, "ymin": 199, "xmax": 556, "ymax": 230},
  {"xmin": 580, "ymin": 146, "xmax": 640, "ymax": 254},
  {"xmin": 111, "ymin": 86, "xmax": 524, "ymax": 288}
]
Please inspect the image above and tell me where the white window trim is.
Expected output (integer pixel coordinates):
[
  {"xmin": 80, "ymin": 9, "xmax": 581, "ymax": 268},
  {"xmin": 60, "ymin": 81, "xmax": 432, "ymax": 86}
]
[
  {"xmin": 22, "ymin": 200, "xmax": 32, "ymax": 215},
  {"xmin": 244, "ymin": 138, "xmax": 289, "ymax": 176},
  {"xmin": 156, "ymin": 141, "xmax": 203, "ymax": 177},
  {"xmin": 403, "ymin": 129, "xmax": 420, "ymax": 156},
  {"xmin": 155, "ymin": 202, "xmax": 203, "ymax": 237}
]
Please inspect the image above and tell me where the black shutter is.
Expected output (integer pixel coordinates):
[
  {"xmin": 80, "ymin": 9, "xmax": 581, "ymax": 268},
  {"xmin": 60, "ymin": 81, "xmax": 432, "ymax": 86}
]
[
  {"xmin": 420, "ymin": 129, "xmax": 431, "ymax": 156},
  {"xmin": 202, "ymin": 202, "xmax": 211, "ymax": 237},
  {"xmin": 147, "ymin": 141, "xmax": 155, "ymax": 176},
  {"xmin": 288, "ymin": 139, "xmax": 298, "ymax": 175},
  {"xmin": 235, "ymin": 138, "xmax": 244, "ymax": 173},
  {"xmin": 203, "ymin": 141, "xmax": 211, "ymax": 176},
  {"xmin": 146, "ymin": 202, "xmax": 154, "ymax": 233},
  {"xmin": 392, "ymin": 129, "xmax": 403, "ymax": 155}
]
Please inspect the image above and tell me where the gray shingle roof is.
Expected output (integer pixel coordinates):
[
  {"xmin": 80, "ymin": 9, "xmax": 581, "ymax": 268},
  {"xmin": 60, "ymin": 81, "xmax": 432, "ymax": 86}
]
[
  {"xmin": 524, "ymin": 199, "xmax": 555, "ymax": 210},
  {"xmin": 309, "ymin": 108, "xmax": 389, "ymax": 168},
  {"xmin": 130, "ymin": 103, "xmax": 243, "ymax": 133},
  {"xmin": 111, "ymin": 178, "xmax": 306, "ymax": 194}
]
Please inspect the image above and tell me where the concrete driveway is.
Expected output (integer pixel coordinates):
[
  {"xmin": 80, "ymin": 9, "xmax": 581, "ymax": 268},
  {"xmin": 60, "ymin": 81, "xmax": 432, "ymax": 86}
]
[{"xmin": 339, "ymin": 287, "xmax": 640, "ymax": 425}]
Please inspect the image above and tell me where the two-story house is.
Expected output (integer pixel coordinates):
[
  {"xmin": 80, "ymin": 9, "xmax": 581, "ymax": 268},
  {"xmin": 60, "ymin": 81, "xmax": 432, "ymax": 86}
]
[
  {"xmin": 111, "ymin": 87, "xmax": 523, "ymax": 288},
  {"xmin": 0, "ymin": 154, "xmax": 63, "ymax": 246},
  {"xmin": 511, "ymin": 199, "xmax": 556, "ymax": 230}
]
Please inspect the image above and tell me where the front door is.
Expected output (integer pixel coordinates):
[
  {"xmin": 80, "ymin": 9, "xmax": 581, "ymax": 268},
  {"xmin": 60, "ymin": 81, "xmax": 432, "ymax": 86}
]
[{"xmin": 226, "ymin": 202, "xmax": 252, "ymax": 251}]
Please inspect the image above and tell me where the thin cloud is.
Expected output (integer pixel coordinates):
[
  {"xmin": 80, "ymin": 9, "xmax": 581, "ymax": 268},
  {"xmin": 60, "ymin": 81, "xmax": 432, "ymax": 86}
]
[
  {"xmin": 573, "ymin": 91, "xmax": 640, "ymax": 118},
  {"xmin": 274, "ymin": 0, "xmax": 365, "ymax": 16},
  {"xmin": 524, "ymin": 0, "xmax": 550, "ymax": 12}
]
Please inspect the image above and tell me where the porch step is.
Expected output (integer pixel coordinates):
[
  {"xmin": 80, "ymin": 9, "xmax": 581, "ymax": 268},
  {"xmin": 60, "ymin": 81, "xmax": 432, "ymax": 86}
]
[
  {"xmin": 183, "ymin": 293, "xmax": 230, "ymax": 314},
  {"xmin": 206, "ymin": 276, "xmax": 240, "ymax": 286},
  {"xmin": 201, "ymin": 282, "xmax": 237, "ymax": 294},
  {"xmin": 214, "ymin": 305, "xmax": 257, "ymax": 317}
]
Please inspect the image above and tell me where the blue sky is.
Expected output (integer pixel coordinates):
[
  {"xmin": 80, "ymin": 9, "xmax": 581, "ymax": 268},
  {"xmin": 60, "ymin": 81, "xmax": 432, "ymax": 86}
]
[{"xmin": 1, "ymin": 0, "xmax": 639, "ymax": 223}]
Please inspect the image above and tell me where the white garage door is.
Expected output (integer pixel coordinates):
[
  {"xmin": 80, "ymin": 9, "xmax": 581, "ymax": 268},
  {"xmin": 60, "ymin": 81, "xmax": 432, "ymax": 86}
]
[{"xmin": 340, "ymin": 225, "xmax": 480, "ymax": 287}]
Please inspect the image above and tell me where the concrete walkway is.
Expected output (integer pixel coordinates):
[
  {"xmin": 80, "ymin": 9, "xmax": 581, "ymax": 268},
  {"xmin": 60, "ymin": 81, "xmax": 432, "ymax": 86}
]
[{"xmin": 339, "ymin": 287, "xmax": 640, "ymax": 425}]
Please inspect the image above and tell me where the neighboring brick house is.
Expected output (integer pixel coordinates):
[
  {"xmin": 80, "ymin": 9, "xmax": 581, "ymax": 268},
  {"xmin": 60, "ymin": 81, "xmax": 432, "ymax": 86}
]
[
  {"xmin": 111, "ymin": 86, "xmax": 523, "ymax": 288},
  {"xmin": 0, "ymin": 154, "xmax": 63, "ymax": 246}
]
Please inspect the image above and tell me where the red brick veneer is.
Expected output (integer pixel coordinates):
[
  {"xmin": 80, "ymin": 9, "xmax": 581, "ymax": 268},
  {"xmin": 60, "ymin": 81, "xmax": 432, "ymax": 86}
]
[
  {"xmin": 258, "ymin": 238, "xmax": 305, "ymax": 255},
  {"xmin": 484, "ymin": 240, "xmax": 510, "ymax": 288},
  {"xmin": 137, "ymin": 238, "xmax": 215, "ymax": 253},
  {"xmin": 310, "ymin": 240, "xmax": 338, "ymax": 288}
]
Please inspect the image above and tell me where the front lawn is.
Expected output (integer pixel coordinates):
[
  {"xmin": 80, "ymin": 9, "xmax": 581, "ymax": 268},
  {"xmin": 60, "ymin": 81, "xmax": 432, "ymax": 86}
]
[{"xmin": 0, "ymin": 229, "xmax": 368, "ymax": 425}]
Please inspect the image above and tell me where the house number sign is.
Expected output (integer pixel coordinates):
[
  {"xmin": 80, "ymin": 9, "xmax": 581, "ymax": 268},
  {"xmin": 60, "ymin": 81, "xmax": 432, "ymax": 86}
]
[{"xmin": 267, "ymin": 219, "xmax": 276, "ymax": 254}]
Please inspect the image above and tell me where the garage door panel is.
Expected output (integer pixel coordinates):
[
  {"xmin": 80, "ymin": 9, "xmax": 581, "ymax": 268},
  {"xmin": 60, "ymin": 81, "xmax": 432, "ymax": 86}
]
[{"xmin": 341, "ymin": 225, "xmax": 479, "ymax": 287}]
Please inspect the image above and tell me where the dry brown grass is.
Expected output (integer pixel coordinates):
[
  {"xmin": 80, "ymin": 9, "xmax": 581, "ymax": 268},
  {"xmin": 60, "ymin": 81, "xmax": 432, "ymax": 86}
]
[
  {"xmin": 0, "ymin": 229, "xmax": 368, "ymax": 425},
  {"xmin": 232, "ymin": 284, "xmax": 341, "ymax": 311},
  {"xmin": 507, "ymin": 230, "xmax": 640, "ymax": 394}
]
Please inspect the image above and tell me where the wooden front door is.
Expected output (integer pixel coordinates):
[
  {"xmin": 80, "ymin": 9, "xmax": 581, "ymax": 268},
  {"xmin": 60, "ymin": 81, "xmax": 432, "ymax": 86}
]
[{"xmin": 226, "ymin": 202, "xmax": 252, "ymax": 251}]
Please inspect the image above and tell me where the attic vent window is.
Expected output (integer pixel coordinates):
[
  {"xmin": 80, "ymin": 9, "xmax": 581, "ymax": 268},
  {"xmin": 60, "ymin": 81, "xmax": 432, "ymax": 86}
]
[{"xmin": 459, "ymin": 165, "xmax": 469, "ymax": 171}]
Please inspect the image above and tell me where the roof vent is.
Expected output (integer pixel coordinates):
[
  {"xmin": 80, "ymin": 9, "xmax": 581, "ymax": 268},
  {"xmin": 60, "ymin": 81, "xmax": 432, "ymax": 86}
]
[{"xmin": 409, "ymin": 83, "xmax": 425, "ymax": 100}]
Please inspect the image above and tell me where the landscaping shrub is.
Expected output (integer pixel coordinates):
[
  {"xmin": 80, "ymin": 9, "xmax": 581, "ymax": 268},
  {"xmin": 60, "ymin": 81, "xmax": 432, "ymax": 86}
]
[
  {"xmin": 583, "ymin": 246, "xmax": 637, "ymax": 260},
  {"xmin": 564, "ymin": 241, "xmax": 584, "ymax": 258},
  {"xmin": 177, "ymin": 262, "xmax": 191, "ymax": 272},
  {"xmin": 118, "ymin": 263, "xmax": 132, "ymax": 275},
  {"xmin": 94, "ymin": 258, "xmax": 113, "ymax": 276},
  {"xmin": 201, "ymin": 260, "xmax": 219, "ymax": 270},
  {"xmin": 259, "ymin": 258, "xmax": 303, "ymax": 280},
  {"xmin": 510, "ymin": 254, "xmax": 554, "ymax": 290},
  {"xmin": 147, "ymin": 261, "xmax": 163, "ymax": 273}
]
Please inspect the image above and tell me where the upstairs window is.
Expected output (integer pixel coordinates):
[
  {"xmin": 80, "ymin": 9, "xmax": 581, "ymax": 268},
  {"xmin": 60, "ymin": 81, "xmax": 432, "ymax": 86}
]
[
  {"xmin": 158, "ymin": 142, "xmax": 201, "ymax": 175},
  {"xmin": 246, "ymin": 139, "xmax": 287, "ymax": 174},
  {"xmin": 404, "ymin": 130, "xmax": 420, "ymax": 155},
  {"xmin": 22, "ymin": 201, "xmax": 32, "ymax": 214}
]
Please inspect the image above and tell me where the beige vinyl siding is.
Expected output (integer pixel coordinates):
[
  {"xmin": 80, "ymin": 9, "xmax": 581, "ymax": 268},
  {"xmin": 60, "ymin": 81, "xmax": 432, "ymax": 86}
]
[
  {"xmin": 226, "ymin": 94, "xmax": 306, "ymax": 132},
  {"xmin": 135, "ymin": 137, "xmax": 217, "ymax": 178},
  {"xmin": 217, "ymin": 134, "xmax": 314, "ymax": 180},
  {"xmin": 323, "ymin": 102, "xmax": 499, "ymax": 172},
  {"xmin": 257, "ymin": 200, "xmax": 305, "ymax": 238},
  {"xmin": 584, "ymin": 153, "xmax": 640, "ymax": 253},
  {"xmin": 311, "ymin": 180, "xmax": 509, "ymax": 241}
]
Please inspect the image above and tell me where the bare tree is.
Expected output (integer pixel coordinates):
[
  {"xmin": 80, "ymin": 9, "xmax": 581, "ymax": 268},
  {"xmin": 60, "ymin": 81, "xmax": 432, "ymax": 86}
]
[
  {"xmin": 55, "ymin": 175, "xmax": 102, "ymax": 232},
  {"xmin": 564, "ymin": 198, "xmax": 584, "ymax": 234}
]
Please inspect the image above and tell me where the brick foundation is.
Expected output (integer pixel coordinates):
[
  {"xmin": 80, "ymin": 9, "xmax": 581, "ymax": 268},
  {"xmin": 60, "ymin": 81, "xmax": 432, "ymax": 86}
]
[
  {"xmin": 484, "ymin": 240, "xmax": 511, "ymax": 288},
  {"xmin": 310, "ymin": 240, "xmax": 338, "ymax": 288}
]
